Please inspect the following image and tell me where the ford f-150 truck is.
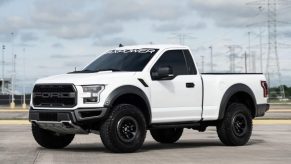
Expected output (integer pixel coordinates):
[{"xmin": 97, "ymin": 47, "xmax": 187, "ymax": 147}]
[{"xmin": 29, "ymin": 45, "xmax": 269, "ymax": 153}]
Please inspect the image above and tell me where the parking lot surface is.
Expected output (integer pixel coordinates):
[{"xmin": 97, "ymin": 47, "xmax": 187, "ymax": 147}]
[
  {"xmin": 0, "ymin": 124, "xmax": 290, "ymax": 164},
  {"xmin": 0, "ymin": 105, "xmax": 290, "ymax": 164}
]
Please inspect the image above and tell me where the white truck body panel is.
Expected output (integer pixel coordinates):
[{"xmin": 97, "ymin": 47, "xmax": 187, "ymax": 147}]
[
  {"xmin": 201, "ymin": 74, "xmax": 267, "ymax": 120},
  {"xmin": 31, "ymin": 44, "xmax": 268, "ymax": 123}
]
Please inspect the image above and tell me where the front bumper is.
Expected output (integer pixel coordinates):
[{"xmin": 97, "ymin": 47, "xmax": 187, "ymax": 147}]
[
  {"xmin": 256, "ymin": 104, "xmax": 270, "ymax": 117},
  {"xmin": 29, "ymin": 107, "xmax": 107, "ymax": 123},
  {"xmin": 29, "ymin": 107, "xmax": 108, "ymax": 134}
]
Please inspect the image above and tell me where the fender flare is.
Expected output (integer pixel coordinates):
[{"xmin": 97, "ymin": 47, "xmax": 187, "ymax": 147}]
[
  {"xmin": 218, "ymin": 83, "xmax": 257, "ymax": 120},
  {"xmin": 104, "ymin": 85, "xmax": 151, "ymax": 123}
]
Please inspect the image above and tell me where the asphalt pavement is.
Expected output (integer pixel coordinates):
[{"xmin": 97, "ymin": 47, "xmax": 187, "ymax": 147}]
[
  {"xmin": 0, "ymin": 104, "xmax": 290, "ymax": 164},
  {"xmin": 0, "ymin": 125, "xmax": 290, "ymax": 164}
]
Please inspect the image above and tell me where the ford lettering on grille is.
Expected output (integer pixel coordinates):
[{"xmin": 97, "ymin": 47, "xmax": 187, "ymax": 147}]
[
  {"xmin": 33, "ymin": 92, "xmax": 76, "ymax": 98},
  {"xmin": 32, "ymin": 84, "xmax": 77, "ymax": 108}
]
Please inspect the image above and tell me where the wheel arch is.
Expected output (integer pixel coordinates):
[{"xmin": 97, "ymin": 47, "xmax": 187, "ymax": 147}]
[
  {"xmin": 218, "ymin": 83, "xmax": 257, "ymax": 120},
  {"xmin": 104, "ymin": 85, "xmax": 151, "ymax": 125}
]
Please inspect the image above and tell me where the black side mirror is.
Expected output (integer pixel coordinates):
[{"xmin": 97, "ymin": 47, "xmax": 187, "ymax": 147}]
[{"xmin": 151, "ymin": 66, "xmax": 174, "ymax": 80}]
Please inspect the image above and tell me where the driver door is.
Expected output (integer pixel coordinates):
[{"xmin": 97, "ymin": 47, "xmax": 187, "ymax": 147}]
[{"xmin": 149, "ymin": 50, "xmax": 203, "ymax": 123}]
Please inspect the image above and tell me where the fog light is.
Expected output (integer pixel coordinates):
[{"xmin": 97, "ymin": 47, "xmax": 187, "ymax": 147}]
[{"xmin": 83, "ymin": 97, "xmax": 98, "ymax": 103}]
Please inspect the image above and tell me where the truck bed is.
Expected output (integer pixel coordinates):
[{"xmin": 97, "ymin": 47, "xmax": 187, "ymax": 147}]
[{"xmin": 201, "ymin": 73, "xmax": 267, "ymax": 121}]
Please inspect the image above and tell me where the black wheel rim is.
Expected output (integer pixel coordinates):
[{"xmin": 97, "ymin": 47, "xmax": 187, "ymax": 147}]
[
  {"xmin": 231, "ymin": 113, "xmax": 248, "ymax": 137},
  {"xmin": 117, "ymin": 116, "xmax": 139, "ymax": 143}
]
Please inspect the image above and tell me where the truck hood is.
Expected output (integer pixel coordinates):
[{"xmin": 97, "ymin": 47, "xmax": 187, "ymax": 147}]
[{"xmin": 35, "ymin": 72, "xmax": 136, "ymax": 85}]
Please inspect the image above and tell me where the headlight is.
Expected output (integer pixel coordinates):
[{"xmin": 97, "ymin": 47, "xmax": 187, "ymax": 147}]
[{"xmin": 82, "ymin": 85, "xmax": 104, "ymax": 103}]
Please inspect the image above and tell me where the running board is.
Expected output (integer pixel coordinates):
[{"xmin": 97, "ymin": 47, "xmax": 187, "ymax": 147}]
[{"xmin": 150, "ymin": 122, "xmax": 201, "ymax": 129}]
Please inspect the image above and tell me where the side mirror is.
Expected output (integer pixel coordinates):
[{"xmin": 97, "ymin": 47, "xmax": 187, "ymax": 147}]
[{"xmin": 151, "ymin": 66, "xmax": 174, "ymax": 80}]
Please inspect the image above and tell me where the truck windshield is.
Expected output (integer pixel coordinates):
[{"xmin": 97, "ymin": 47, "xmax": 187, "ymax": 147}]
[{"xmin": 81, "ymin": 48, "xmax": 158, "ymax": 72}]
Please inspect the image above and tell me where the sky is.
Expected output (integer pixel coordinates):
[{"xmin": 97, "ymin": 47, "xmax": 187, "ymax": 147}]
[{"xmin": 0, "ymin": 0, "xmax": 291, "ymax": 93}]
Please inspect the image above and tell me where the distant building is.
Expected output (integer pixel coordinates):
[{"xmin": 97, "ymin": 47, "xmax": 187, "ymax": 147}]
[{"xmin": 0, "ymin": 78, "xmax": 11, "ymax": 95}]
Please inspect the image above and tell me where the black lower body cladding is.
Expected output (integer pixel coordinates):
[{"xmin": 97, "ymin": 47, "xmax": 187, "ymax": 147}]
[{"xmin": 29, "ymin": 107, "xmax": 108, "ymax": 123}]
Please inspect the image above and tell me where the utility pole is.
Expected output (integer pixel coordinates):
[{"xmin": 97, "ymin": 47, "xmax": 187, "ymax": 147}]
[
  {"xmin": 244, "ymin": 51, "xmax": 248, "ymax": 73},
  {"xmin": 22, "ymin": 48, "xmax": 26, "ymax": 109},
  {"xmin": 209, "ymin": 46, "xmax": 213, "ymax": 72},
  {"xmin": 11, "ymin": 54, "xmax": 16, "ymax": 108},
  {"xmin": 201, "ymin": 55, "xmax": 205, "ymax": 73},
  {"xmin": 258, "ymin": 6, "xmax": 264, "ymax": 73},
  {"xmin": 10, "ymin": 32, "xmax": 15, "ymax": 109},
  {"xmin": 248, "ymin": 31, "xmax": 251, "ymax": 73},
  {"xmin": 252, "ymin": 51, "xmax": 257, "ymax": 72},
  {"xmin": 1, "ymin": 45, "xmax": 5, "ymax": 94},
  {"xmin": 259, "ymin": 28, "xmax": 263, "ymax": 73}
]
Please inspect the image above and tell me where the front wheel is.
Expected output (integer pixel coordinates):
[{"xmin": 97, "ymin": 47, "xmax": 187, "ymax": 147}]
[
  {"xmin": 100, "ymin": 104, "xmax": 147, "ymax": 153},
  {"xmin": 216, "ymin": 103, "xmax": 253, "ymax": 146},
  {"xmin": 32, "ymin": 124, "xmax": 75, "ymax": 149}
]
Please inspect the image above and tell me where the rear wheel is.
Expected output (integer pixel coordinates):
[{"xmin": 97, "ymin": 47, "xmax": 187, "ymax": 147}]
[
  {"xmin": 217, "ymin": 103, "xmax": 253, "ymax": 146},
  {"xmin": 100, "ymin": 104, "xmax": 147, "ymax": 153},
  {"xmin": 150, "ymin": 128, "xmax": 183, "ymax": 143},
  {"xmin": 32, "ymin": 123, "xmax": 75, "ymax": 149}
]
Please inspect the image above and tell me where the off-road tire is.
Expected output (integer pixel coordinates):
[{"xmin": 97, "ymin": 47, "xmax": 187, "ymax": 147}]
[
  {"xmin": 217, "ymin": 103, "xmax": 253, "ymax": 146},
  {"xmin": 100, "ymin": 104, "xmax": 147, "ymax": 153}
]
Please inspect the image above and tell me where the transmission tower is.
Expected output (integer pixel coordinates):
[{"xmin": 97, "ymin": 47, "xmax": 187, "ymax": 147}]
[
  {"xmin": 226, "ymin": 45, "xmax": 242, "ymax": 73},
  {"xmin": 248, "ymin": 0, "xmax": 288, "ymax": 98},
  {"xmin": 265, "ymin": 0, "xmax": 285, "ymax": 98}
]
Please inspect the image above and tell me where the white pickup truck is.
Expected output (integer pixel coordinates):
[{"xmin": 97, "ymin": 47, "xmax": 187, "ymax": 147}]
[{"xmin": 29, "ymin": 45, "xmax": 269, "ymax": 153}]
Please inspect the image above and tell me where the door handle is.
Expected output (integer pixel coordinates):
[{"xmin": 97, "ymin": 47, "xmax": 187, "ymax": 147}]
[{"xmin": 186, "ymin": 83, "xmax": 195, "ymax": 88}]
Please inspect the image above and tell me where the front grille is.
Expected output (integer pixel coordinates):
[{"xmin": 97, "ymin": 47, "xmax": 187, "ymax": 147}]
[{"xmin": 33, "ymin": 84, "xmax": 77, "ymax": 108}]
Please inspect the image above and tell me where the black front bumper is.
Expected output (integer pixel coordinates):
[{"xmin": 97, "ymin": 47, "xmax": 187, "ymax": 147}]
[
  {"xmin": 29, "ymin": 107, "xmax": 108, "ymax": 124},
  {"xmin": 256, "ymin": 104, "xmax": 270, "ymax": 117}
]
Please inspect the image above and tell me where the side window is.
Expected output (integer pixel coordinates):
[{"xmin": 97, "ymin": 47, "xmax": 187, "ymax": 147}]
[
  {"xmin": 151, "ymin": 50, "xmax": 188, "ymax": 76},
  {"xmin": 183, "ymin": 50, "xmax": 197, "ymax": 75}
]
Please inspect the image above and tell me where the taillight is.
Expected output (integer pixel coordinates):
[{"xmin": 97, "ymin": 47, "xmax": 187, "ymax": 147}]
[{"xmin": 261, "ymin": 81, "xmax": 269, "ymax": 97}]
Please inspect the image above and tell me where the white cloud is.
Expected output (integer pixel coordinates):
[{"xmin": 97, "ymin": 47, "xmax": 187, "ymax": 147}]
[
  {"xmin": 188, "ymin": 0, "xmax": 263, "ymax": 28},
  {"xmin": 93, "ymin": 37, "xmax": 136, "ymax": 47},
  {"xmin": 100, "ymin": 0, "xmax": 189, "ymax": 21},
  {"xmin": 0, "ymin": 0, "xmax": 9, "ymax": 6},
  {"xmin": 0, "ymin": 16, "xmax": 32, "ymax": 33},
  {"xmin": 20, "ymin": 32, "xmax": 38, "ymax": 42}
]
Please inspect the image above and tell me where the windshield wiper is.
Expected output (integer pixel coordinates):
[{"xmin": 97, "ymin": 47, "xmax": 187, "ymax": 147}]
[
  {"xmin": 68, "ymin": 69, "xmax": 121, "ymax": 74},
  {"xmin": 68, "ymin": 69, "xmax": 95, "ymax": 74}
]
